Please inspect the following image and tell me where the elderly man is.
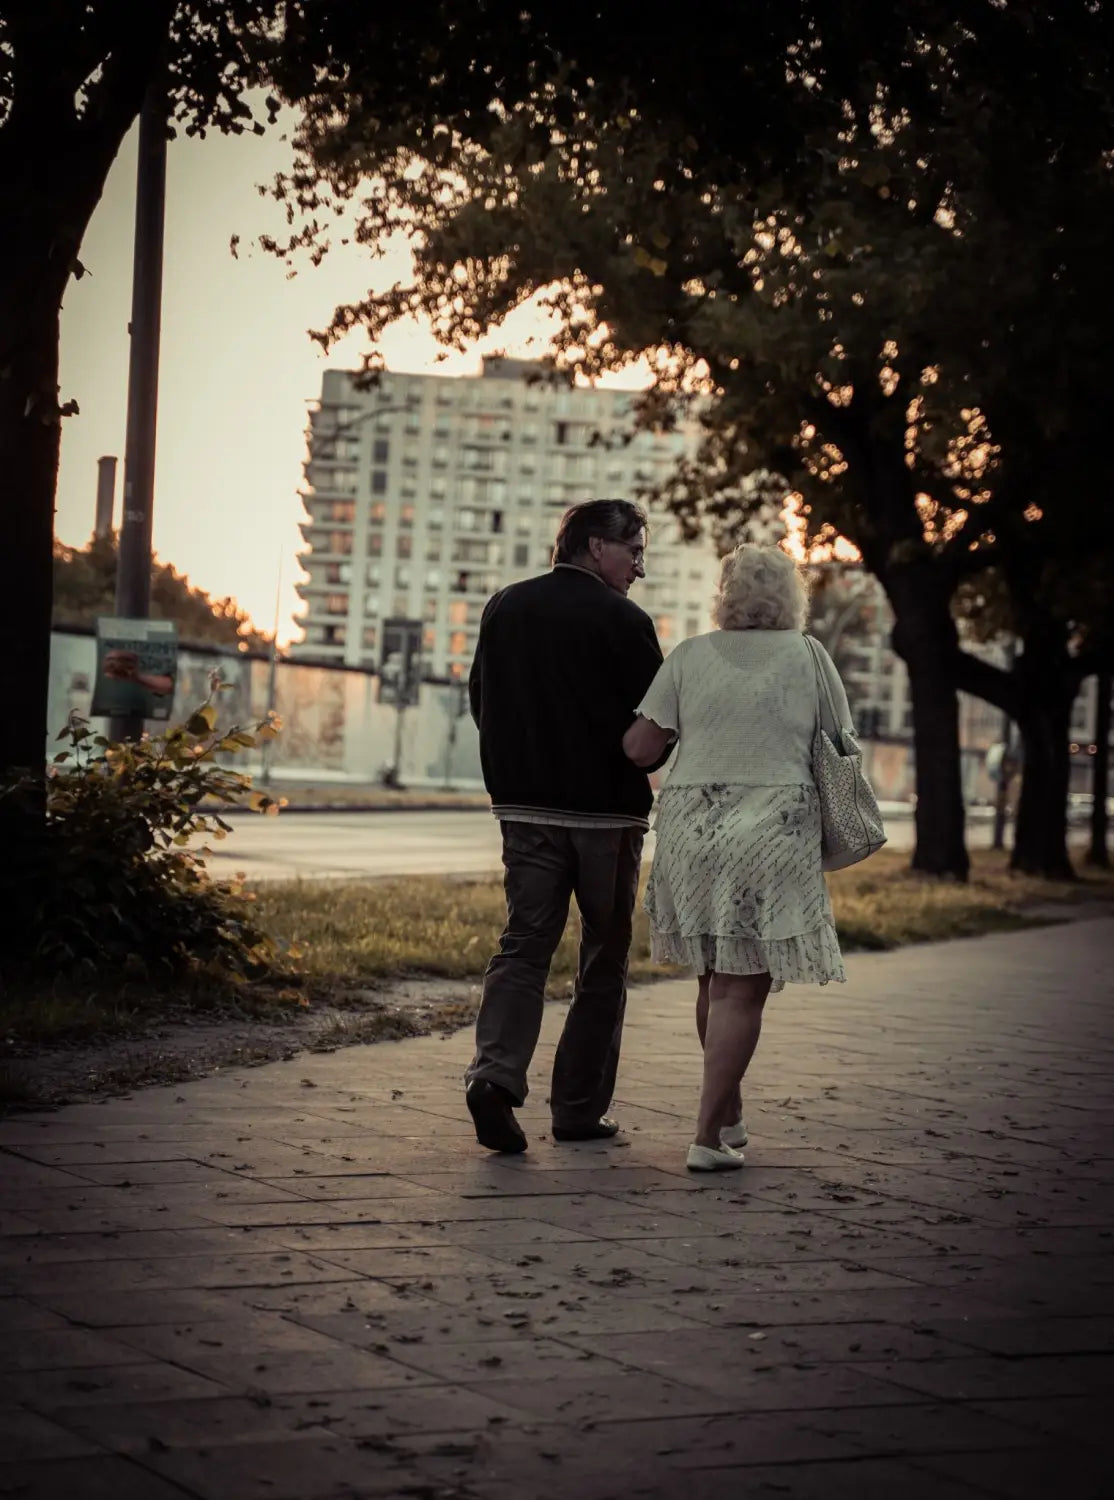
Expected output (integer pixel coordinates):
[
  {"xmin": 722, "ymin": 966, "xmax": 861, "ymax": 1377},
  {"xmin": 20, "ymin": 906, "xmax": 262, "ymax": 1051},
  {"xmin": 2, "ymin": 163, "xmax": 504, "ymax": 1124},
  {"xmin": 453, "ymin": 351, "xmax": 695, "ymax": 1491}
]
[{"xmin": 464, "ymin": 498, "xmax": 669, "ymax": 1153}]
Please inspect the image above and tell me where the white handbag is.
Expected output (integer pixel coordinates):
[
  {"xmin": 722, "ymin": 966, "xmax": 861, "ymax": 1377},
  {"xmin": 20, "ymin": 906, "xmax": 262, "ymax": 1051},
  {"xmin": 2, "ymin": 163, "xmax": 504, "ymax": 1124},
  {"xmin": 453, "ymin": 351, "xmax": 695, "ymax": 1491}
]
[{"xmin": 804, "ymin": 635, "xmax": 887, "ymax": 872}]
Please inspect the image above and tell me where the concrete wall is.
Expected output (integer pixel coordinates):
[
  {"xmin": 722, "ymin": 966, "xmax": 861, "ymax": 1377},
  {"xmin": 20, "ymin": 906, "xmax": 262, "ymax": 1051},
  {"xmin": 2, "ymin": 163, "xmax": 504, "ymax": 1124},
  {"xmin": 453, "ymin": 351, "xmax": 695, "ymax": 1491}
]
[{"xmin": 48, "ymin": 631, "xmax": 484, "ymax": 789}]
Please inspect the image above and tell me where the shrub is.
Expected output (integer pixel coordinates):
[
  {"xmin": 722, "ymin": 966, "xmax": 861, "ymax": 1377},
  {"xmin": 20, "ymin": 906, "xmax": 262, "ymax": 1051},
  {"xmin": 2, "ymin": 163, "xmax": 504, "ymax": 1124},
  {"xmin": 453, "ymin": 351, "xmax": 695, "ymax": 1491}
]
[{"xmin": 1, "ymin": 688, "xmax": 286, "ymax": 985}]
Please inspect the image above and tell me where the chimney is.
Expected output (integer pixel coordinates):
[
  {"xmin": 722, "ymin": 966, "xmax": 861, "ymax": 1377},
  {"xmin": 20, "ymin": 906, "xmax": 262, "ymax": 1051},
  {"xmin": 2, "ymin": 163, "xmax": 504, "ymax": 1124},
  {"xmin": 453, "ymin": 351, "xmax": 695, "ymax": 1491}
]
[{"xmin": 95, "ymin": 456, "xmax": 117, "ymax": 539}]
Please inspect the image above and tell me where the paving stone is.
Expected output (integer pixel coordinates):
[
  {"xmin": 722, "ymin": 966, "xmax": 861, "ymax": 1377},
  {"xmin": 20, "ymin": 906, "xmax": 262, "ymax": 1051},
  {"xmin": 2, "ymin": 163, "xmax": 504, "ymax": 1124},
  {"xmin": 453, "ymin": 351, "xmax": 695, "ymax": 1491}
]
[
  {"xmin": 32, "ymin": 1287, "xmax": 261, "ymax": 1329},
  {"xmin": 0, "ymin": 1298, "xmax": 69, "ymax": 1333},
  {"xmin": 909, "ymin": 1445, "xmax": 1112, "ymax": 1498},
  {"xmin": 478, "ymin": 1368, "xmax": 744, "ymax": 1422},
  {"xmin": 634, "ymin": 1456, "xmax": 999, "ymax": 1500},
  {"xmin": 856, "ymin": 1353, "xmax": 1114, "ymax": 1402},
  {"xmin": 0, "ymin": 1405, "xmax": 102, "ymax": 1461},
  {"xmin": 7, "ymin": 1249, "xmax": 356, "ymax": 1296},
  {"xmin": 0, "ymin": 1329, "xmax": 146, "ymax": 1374},
  {"xmin": 804, "ymin": 1399, "xmax": 1043, "ymax": 1456},
  {"xmin": 1, "ymin": 1361, "xmax": 232, "ymax": 1410},
  {"xmin": 138, "ymin": 1433, "xmax": 427, "ymax": 1500},
  {"xmin": 0, "ymin": 1454, "xmax": 201, "ymax": 1499},
  {"xmin": 601, "ymin": 1410, "xmax": 864, "ymax": 1469},
  {"xmin": 929, "ymin": 1314, "xmax": 1114, "ymax": 1357}
]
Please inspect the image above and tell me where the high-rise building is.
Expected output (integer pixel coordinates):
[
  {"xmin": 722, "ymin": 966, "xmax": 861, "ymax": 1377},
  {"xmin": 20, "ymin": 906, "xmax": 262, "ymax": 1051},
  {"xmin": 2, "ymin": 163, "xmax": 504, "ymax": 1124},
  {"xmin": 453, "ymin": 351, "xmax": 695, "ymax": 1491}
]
[{"xmin": 291, "ymin": 360, "xmax": 721, "ymax": 676}]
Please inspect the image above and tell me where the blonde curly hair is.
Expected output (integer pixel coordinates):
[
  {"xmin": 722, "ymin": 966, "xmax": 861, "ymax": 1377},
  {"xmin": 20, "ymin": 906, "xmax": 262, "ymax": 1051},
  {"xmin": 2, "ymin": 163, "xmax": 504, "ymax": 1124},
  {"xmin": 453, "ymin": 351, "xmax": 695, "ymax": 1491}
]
[{"xmin": 712, "ymin": 544, "xmax": 810, "ymax": 631}]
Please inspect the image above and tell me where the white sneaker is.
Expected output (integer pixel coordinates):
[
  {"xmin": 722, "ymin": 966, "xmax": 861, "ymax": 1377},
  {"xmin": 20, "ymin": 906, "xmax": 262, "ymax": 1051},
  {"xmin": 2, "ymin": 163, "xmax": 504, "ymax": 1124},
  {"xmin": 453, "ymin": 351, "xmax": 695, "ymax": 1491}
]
[
  {"xmin": 687, "ymin": 1142, "xmax": 745, "ymax": 1172},
  {"xmin": 720, "ymin": 1120, "xmax": 748, "ymax": 1149}
]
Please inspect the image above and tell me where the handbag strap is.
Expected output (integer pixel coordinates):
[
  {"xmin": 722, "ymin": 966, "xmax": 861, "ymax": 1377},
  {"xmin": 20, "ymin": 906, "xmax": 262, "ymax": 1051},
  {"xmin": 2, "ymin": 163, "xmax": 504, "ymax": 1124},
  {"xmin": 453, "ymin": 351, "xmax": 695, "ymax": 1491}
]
[{"xmin": 803, "ymin": 635, "xmax": 844, "ymax": 740}]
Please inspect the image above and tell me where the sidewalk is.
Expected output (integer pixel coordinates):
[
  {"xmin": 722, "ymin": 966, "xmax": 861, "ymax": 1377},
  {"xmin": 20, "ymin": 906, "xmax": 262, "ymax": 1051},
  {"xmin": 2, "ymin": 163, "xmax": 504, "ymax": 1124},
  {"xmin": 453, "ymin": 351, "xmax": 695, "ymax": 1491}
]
[{"xmin": 1, "ymin": 919, "xmax": 1112, "ymax": 1499}]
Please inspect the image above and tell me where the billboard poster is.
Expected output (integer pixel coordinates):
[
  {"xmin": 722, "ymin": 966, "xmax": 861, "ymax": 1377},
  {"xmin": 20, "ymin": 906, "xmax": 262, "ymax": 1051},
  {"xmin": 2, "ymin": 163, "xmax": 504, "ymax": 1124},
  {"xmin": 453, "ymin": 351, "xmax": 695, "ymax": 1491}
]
[
  {"xmin": 378, "ymin": 618, "xmax": 423, "ymax": 708},
  {"xmin": 91, "ymin": 617, "xmax": 179, "ymax": 721}
]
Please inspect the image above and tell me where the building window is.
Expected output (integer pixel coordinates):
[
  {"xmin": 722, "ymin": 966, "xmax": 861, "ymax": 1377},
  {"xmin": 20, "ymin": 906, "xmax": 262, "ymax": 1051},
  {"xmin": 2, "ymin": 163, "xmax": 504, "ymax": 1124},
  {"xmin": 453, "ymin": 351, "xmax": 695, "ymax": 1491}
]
[
  {"xmin": 428, "ymin": 508, "xmax": 444, "ymax": 530},
  {"xmin": 363, "ymin": 626, "xmax": 377, "ymax": 650},
  {"xmin": 657, "ymin": 616, "xmax": 674, "ymax": 641},
  {"xmin": 555, "ymin": 421, "xmax": 569, "ymax": 445},
  {"xmin": 370, "ymin": 501, "xmax": 386, "ymax": 521},
  {"xmin": 491, "ymin": 510, "xmax": 504, "ymax": 534},
  {"xmin": 514, "ymin": 543, "xmax": 530, "ymax": 568},
  {"xmin": 425, "ymin": 569, "xmax": 442, "ymax": 589},
  {"xmin": 366, "ymin": 563, "xmax": 381, "ymax": 588},
  {"xmin": 329, "ymin": 531, "xmax": 353, "ymax": 555},
  {"xmin": 325, "ymin": 593, "xmax": 348, "ymax": 615},
  {"xmin": 395, "ymin": 565, "xmax": 411, "ymax": 588},
  {"xmin": 392, "ymin": 594, "xmax": 407, "ymax": 615},
  {"xmin": 449, "ymin": 631, "xmax": 468, "ymax": 656},
  {"xmin": 685, "ymin": 616, "xmax": 700, "ymax": 637},
  {"xmin": 372, "ymin": 437, "xmax": 390, "ymax": 465},
  {"xmin": 365, "ymin": 596, "xmax": 380, "ymax": 618},
  {"xmin": 323, "ymin": 623, "xmax": 346, "ymax": 645},
  {"xmin": 330, "ymin": 499, "xmax": 355, "ymax": 522},
  {"xmin": 424, "ymin": 598, "xmax": 439, "ymax": 621},
  {"xmin": 325, "ymin": 563, "xmax": 343, "ymax": 584},
  {"xmin": 427, "ymin": 539, "xmax": 442, "ymax": 563},
  {"xmin": 368, "ymin": 533, "xmax": 383, "ymax": 557},
  {"xmin": 372, "ymin": 469, "xmax": 388, "ymax": 495},
  {"xmin": 397, "ymin": 534, "xmax": 413, "ymax": 559},
  {"xmin": 423, "ymin": 627, "xmax": 437, "ymax": 648},
  {"xmin": 400, "ymin": 504, "xmax": 415, "ymax": 528},
  {"xmin": 449, "ymin": 600, "xmax": 468, "ymax": 626}
]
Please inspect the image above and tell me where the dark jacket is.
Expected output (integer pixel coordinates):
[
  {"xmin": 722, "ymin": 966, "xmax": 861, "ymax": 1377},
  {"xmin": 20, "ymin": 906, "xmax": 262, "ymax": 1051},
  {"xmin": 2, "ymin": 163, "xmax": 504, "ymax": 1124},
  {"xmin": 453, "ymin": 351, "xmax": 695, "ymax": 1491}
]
[{"xmin": 469, "ymin": 566, "xmax": 665, "ymax": 819}]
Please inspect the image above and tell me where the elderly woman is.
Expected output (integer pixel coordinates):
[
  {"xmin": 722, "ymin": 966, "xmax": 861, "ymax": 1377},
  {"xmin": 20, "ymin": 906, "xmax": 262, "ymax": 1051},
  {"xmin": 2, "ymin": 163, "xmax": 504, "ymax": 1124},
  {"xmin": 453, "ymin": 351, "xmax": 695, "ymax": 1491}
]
[{"xmin": 623, "ymin": 544, "xmax": 851, "ymax": 1172}]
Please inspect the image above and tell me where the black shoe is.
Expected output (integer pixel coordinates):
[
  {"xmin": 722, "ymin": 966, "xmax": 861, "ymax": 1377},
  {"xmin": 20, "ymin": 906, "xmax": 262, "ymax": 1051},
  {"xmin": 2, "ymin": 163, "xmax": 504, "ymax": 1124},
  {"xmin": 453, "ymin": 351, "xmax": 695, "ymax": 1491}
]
[
  {"xmin": 466, "ymin": 1080, "xmax": 528, "ymax": 1154},
  {"xmin": 551, "ymin": 1115, "xmax": 621, "ymax": 1142}
]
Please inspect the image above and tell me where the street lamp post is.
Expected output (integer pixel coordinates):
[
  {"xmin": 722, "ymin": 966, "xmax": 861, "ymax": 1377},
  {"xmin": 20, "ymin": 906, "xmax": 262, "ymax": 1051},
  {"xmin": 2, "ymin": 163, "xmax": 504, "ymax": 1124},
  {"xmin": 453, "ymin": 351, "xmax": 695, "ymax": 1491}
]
[{"xmin": 110, "ymin": 85, "xmax": 167, "ymax": 744}]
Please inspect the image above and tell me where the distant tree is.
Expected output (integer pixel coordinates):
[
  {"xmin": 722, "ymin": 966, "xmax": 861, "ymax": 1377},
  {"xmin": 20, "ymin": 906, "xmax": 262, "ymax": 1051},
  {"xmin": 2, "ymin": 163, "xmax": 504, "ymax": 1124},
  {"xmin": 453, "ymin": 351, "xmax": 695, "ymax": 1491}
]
[{"xmin": 52, "ymin": 534, "xmax": 268, "ymax": 649}]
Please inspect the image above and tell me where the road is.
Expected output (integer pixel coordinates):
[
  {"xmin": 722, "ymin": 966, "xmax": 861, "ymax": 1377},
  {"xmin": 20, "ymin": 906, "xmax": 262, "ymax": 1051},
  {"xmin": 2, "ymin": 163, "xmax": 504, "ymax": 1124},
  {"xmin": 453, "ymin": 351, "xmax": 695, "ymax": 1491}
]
[{"xmin": 201, "ymin": 803, "xmax": 1017, "ymax": 882}]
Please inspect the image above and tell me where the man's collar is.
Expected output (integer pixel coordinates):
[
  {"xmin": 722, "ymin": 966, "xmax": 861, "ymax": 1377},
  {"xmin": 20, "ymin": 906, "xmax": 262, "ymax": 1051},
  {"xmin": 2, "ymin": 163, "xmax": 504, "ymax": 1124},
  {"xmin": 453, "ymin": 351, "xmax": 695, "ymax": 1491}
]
[{"xmin": 553, "ymin": 562, "xmax": 607, "ymax": 586}]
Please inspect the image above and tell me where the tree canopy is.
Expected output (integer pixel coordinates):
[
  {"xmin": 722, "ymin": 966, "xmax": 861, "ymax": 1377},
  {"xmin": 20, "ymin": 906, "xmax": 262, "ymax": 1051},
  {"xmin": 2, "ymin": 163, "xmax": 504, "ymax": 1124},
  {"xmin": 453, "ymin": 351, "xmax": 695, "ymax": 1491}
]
[
  {"xmin": 265, "ymin": 0, "xmax": 1114, "ymax": 877},
  {"xmin": 52, "ymin": 534, "xmax": 268, "ymax": 650}
]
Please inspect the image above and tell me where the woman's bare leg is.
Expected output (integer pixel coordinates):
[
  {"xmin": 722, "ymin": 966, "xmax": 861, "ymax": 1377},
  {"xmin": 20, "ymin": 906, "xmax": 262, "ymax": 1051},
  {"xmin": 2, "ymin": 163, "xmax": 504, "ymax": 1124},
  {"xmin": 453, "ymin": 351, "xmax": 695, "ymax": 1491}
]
[
  {"xmin": 696, "ymin": 971, "xmax": 742, "ymax": 1130},
  {"xmin": 694, "ymin": 971, "xmax": 772, "ymax": 1148}
]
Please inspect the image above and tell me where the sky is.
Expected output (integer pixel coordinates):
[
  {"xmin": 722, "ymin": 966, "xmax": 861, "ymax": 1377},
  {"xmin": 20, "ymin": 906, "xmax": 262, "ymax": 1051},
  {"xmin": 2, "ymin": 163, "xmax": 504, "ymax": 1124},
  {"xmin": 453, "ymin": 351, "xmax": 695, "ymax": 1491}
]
[{"xmin": 57, "ymin": 109, "xmax": 632, "ymax": 645}]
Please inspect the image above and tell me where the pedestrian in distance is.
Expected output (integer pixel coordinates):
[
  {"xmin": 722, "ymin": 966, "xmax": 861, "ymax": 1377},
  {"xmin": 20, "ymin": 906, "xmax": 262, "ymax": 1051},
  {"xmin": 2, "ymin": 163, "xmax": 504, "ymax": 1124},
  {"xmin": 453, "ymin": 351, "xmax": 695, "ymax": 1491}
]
[
  {"xmin": 624, "ymin": 544, "xmax": 862, "ymax": 1172},
  {"xmin": 465, "ymin": 498, "xmax": 671, "ymax": 1154}
]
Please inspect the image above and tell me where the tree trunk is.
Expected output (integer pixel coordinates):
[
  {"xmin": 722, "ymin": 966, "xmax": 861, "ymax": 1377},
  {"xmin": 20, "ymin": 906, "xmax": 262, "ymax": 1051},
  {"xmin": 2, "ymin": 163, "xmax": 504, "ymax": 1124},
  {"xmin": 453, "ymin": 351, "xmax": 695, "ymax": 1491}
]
[
  {"xmin": 888, "ymin": 584, "xmax": 970, "ymax": 881},
  {"xmin": 901, "ymin": 648, "xmax": 971, "ymax": 880},
  {"xmin": 1011, "ymin": 647, "xmax": 1075, "ymax": 879},
  {"xmin": 1086, "ymin": 669, "xmax": 1111, "ymax": 869},
  {"xmin": 0, "ymin": 286, "xmax": 64, "ymax": 858}
]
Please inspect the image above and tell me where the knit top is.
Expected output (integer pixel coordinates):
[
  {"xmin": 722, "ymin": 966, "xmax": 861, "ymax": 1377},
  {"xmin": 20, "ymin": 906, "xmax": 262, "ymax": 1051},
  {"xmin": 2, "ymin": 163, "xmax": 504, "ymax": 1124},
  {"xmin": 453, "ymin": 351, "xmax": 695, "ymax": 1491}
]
[{"xmin": 636, "ymin": 629, "xmax": 853, "ymax": 788}]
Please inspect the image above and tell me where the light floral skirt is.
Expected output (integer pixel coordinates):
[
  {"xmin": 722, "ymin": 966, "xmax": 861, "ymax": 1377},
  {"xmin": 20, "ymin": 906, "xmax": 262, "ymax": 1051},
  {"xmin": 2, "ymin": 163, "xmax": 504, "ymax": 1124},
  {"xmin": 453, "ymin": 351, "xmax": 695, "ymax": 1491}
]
[{"xmin": 644, "ymin": 782, "xmax": 845, "ymax": 992}]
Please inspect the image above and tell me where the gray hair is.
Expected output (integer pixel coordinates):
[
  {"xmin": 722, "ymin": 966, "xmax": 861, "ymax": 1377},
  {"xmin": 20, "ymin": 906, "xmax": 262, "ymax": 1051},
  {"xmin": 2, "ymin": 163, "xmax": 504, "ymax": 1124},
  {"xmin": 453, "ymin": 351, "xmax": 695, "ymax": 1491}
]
[
  {"xmin": 552, "ymin": 499, "xmax": 649, "ymax": 564},
  {"xmin": 712, "ymin": 544, "xmax": 810, "ymax": 631}
]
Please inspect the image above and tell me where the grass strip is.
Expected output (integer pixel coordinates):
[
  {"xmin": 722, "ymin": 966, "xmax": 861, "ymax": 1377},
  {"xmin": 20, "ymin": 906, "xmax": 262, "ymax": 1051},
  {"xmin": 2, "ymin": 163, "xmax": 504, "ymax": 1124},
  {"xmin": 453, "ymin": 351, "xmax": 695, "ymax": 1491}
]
[{"xmin": 254, "ymin": 848, "xmax": 1114, "ymax": 990}]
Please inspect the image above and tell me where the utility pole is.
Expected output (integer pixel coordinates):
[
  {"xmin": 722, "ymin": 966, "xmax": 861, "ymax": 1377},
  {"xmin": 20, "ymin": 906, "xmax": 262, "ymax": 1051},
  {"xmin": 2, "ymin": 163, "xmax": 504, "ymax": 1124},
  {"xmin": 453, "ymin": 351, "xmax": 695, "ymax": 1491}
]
[
  {"xmin": 94, "ymin": 457, "xmax": 117, "ymax": 540},
  {"xmin": 110, "ymin": 85, "xmax": 167, "ymax": 743}
]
